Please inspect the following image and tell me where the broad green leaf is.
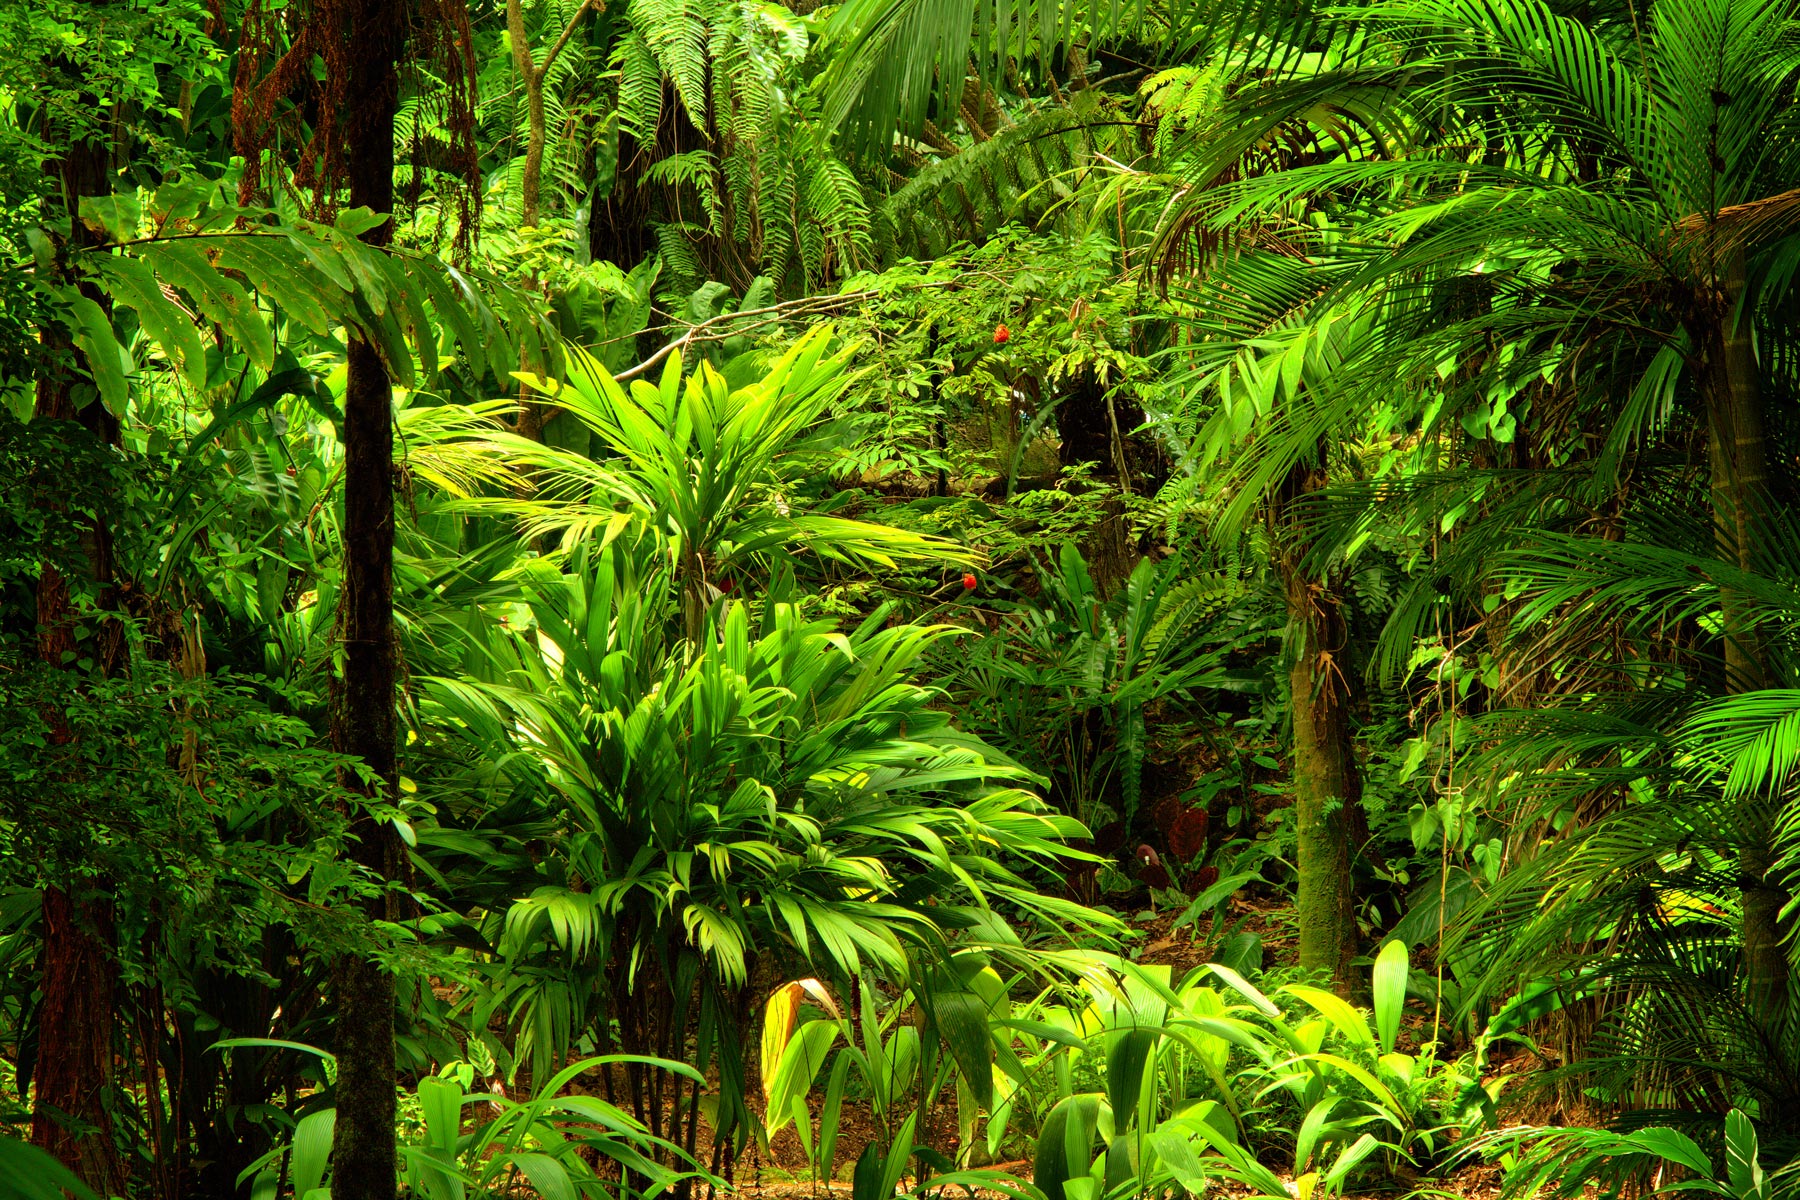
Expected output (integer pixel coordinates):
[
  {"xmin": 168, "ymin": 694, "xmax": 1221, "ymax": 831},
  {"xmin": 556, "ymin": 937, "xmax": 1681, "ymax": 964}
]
[
  {"xmin": 0, "ymin": 1135, "xmax": 101, "ymax": 1200},
  {"xmin": 764, "ymin": 1020, "xmax": 838, "ymax": 1134},
  {"xmin": 147, "ymin": 241, "xmax": 275, "ymax": 369},
  {"xmin": 291, "ymin": 1108, "xmax": 336, "ymax": 1199},
  {"xmin": 929, "ymin": 989, "xmax": 995, "ymax": 1110},
  {"xmin": 1293, "ymin": 1096, "xmax": 1339, "ymax": 1173},
  {"xmin": 1145, "ymin": 1124, "xmax": 1209, "ymax": 1194},
  {"xmin": 761, "ymin": 980, "xmax": 805, "ymax": 1101},
  {"xmin": 1724, "ymin": 1110, "xmax": 1765, "ymax": 1200},
  {"xmin": 1372, "ymin": 938, "xmax": 1408, "ymax": 1054},
  {"xmin": 1283, "ymin": 984, "xmax": 1374, "ymax": 1049},
  {"xmin": 79, "ymin": 192, "xmax": 142, "ymax": 243},
  {"xmin": 418, "ymin": 1074, "xmax": 463, "ymax": 1153},
  {"xmin": 99, "ymin": 256, "xmax": 206, "ymax": 388},
  {"xmin": 1035, "ymin": 1093, "xmax": 1107, "ymax": 1200},
  {"xmin": 58, "ymin": 290, "xmax": 130, "ymax": 416},
  {"xmin": 852, "ymin": 1142, "xmax": 883, "ymax": 1200},
  {"xmin": 878, "ymin": 1112, "xmax": 918, "ymax": 1200},
  {"xmin": 511, "ymin": 1152, "xmax": 578, "ymax": 1200},
  {"xmin": 1103, "ymin": 1028, "xmax": 1156, "ymax": 1124},
  {"xmin": 213, "ymin": 236, "xmax": 344, "ymax": 337},
  {"xmin": 1322, "ymin": 1133, "xmax": 1380, "ymax": 1188}
]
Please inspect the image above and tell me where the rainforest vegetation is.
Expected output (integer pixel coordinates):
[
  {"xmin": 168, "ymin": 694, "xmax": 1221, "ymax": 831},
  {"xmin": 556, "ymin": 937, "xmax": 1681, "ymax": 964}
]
[{"xmin": 5, "ymin": 0, "xmax": 1800, "ymax": 1198}]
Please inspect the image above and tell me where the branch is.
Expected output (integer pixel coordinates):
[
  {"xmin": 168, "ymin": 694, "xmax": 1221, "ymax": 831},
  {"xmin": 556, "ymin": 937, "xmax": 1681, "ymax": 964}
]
[
  {"xmin": 607, "ymin": 275, "xmax": 999, "ymax": 380},
  {"xmin": 614, "ymin": 291, "xmax": 881, "ymax": 381},
  {"xmin": 539, "ymin": 0, "xmax": 602, "ymax": 82}
]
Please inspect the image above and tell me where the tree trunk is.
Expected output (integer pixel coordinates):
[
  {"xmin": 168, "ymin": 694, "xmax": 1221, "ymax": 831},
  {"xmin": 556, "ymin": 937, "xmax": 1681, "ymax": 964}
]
[
  {"xmin": 508, "ymin": 0, "xmax": 548, "ymax": 230},
  {"xmin": 1701, "ymin": 249, "xmax": 1787, "ymax": 1020},
  {"xmin": 30, "ymin": 128, "xmax": 129, "ymax": 1196},
  {"xmin": 330, "ymin": 3, "xmax": 404, "ymax": 1199},
  {"xmin": 31, "ymin": 891, "xmax": 125, "ymax": 1195},
  {"xmin": 1276, "ymin": 447, "xmax": 1360, "ymax": 994},
  {"xmin": 509, "ymin": 0, "xmax": 595, "ymax": 231}
]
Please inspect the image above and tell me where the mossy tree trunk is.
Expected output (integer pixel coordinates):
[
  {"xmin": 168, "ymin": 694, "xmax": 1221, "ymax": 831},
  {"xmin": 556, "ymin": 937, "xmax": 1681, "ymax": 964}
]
[{"xmin": 1276, "ymin": 443, "xmax": 1360, "ymax": 994}]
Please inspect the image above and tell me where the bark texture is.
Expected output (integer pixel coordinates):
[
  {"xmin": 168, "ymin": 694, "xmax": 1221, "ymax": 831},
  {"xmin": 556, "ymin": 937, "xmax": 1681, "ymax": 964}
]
[
  {"xmin": 30, "ymin": 132, "xmax": 129, "ymax": 1195},
  {"xmin": 330, "ymin": 2, "xmax": 404, "ymax": 1198},
  {"xmin": 1276, "ymin": 448, "xmax": 1360, "ymax": 994}
]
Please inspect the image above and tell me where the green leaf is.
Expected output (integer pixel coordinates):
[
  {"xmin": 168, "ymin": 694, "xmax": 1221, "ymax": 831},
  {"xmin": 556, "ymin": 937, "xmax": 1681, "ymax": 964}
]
[
  {"xmin": 1725, "ymin": 1110, "xmax": 1765, "ymax": 1200},
  {"xmin": 819, "ymin": 1052, "xmax": 852, "ymax": 1173},
  {"xmin": 58, "ymin": 290, "xmax": 130, "ymax": 416},
  {"xmin": 211, "ymin": 1037, "xmax": 336, "ymax": 1062},
  {"xmin": 0, "ymin": 1135, "xmax": 101, "ymax": 1200},
  {"xmin": 852, "ymin": 1142, "xmax": 884, "ymax": 1200},
  {"xmin": 334, "ymin": 207, "xmax": 390, "ymax": 237},
  {"xmin": 418, "ymin": 1075, "xmax": 463, "ymax": 1153},
  {"xmin": 1321, "ymin": 1133, "xmax": 1380, "ymax": 1188},
  {"xmin": 146, "ymin": 241, "xmax": 275, "ymax": 370},
  {"xmin": 1293, "ymin": 1096, "xmax": 1339, "ymax": 1174},
  {"xmin": 1283, "ymin": 985, "xmax": 1374, "ymax": 1049},
  {"xmin": 929, "ymin": 989, "xmax": 995, "ymax": 1110},
  {"xmin": 79, "ymin": 192, "xmax": 142, "ymax": 243},
  {"xmin": 291, "ymin": 1108, "xmax": 336, "ymax": 1199},
  {"xmin": 878, "ymin": 1112, "xmax": 918, "ymax": 1200},
  {"xmin": 213, "ymin": 236, "xmax": 345, "ymax": 338},
  {"xmin": 1372, "ymin": 938, "xmax": 1408, "ymax": 1054},
  {"xmin": 1145, "ymin": 1124, "xmax": 1209, "ymax": 1194},
  {"xmin": 372, "ymin": 250, "xmax": 437, "ymax": 379},
  {"xmin": 511, "ymin": 1153, "xmax": 579, "ymax": 1200},
  {"xmin": 1035, "ymin": 1094, "xmax": 1107, "ymax": 1200},
  {"xmin": 99, "ymin": 256, "xmax": 206, "ymax": 388},
  {"xmin": 1103, "ymin": 1028, "xmax": 1156, "ymax": 1125},
  {"xmin": 764, "ymin": 1020, "xmax": 839, "ymax": 1135}
]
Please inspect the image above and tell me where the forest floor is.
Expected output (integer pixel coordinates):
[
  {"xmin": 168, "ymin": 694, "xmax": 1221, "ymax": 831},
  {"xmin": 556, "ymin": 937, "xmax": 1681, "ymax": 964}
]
[{"xmin": 715, "ymin": 897, "xmax": 1539, "ymax": 1200}]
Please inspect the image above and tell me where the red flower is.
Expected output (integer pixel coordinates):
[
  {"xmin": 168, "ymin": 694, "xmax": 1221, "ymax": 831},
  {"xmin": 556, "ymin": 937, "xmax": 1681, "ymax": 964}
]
[
  {"xmin": 962, "ymin": 572, "xmax": 978, "ymax": 591},
  {"xmin": 993, "ymin": 323, "xmax": 1010, "ymax": 345}
]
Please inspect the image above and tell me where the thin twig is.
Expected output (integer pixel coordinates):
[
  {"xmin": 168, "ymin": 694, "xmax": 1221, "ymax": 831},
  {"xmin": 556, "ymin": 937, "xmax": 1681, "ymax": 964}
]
[{"xmin": 612, "ymin": 280, "xmax": 964, "ymax": 380}]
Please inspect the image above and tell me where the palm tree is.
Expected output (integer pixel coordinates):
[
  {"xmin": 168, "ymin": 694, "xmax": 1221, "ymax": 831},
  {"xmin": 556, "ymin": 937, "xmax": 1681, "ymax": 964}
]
[
  {"xmin": 1148, "ymin": 0, "xmax": 1800, "ymax": 1007},
  {"xmin": 476, "ymin": 327, "xmax": 973, "ymax": 641}
]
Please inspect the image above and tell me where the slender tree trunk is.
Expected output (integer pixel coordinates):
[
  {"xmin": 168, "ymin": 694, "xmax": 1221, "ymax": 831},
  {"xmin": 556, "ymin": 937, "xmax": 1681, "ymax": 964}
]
[
  {"xmin": 330, "ymin": 3, "xmax": 404, "ymax": 1198},
  {"xmin": 30, "ymin": 128, "xmax": 129, "ymax": 1195},
  {"xmin": 507, "ymin": 0, "xmax": 594, "ymax": 444},
  {"xmin": 1701, "ymin": 249, "xmax": 1787, "ymax": 1019},
  {"xmin": 1276, "ymin": 446, "xmax": 1360, "ymax": 994},
  {"xmin": 508, "ymin": 0, "xmax": 548, "ymax": 230},
  {"xmin": 508, "ymin": 0, "xmax": 594, "ymax": 230}
]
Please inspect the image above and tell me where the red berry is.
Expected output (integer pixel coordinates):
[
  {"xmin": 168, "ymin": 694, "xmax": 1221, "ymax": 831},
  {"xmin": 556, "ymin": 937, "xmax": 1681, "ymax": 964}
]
[
  {"xmin": 993, "ymin": 323, "xmax": 1010, "ymax": 345},
  {"xmin": 962, "ymin": 572, "xmax": 978, "ymax": 591}
]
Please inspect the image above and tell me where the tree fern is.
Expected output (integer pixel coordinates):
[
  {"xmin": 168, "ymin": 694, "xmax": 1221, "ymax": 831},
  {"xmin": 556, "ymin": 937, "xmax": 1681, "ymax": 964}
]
[{"xmin": 874, "ymin": 96, "xmax": 1124, "ymax": 261}]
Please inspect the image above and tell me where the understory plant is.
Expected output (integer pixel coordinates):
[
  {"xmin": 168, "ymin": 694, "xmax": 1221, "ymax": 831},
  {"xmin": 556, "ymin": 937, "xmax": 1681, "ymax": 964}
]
[{"xmin": 226, "ymin": 1047, "xmax": 700, "ymax": 1200}]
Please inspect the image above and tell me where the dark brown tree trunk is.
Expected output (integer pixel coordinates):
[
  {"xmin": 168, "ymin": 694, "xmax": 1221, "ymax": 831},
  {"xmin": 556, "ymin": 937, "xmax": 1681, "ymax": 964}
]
[
  {"xmin": 1275, "ymin": 444, "xmax": 1360, "ymax": 995},
  {"xmin": 330, "ymin": 3, "xmax": 404, "ymax": 1198},
  {"xmin": 30, "ymin": 129, "xmax": 129, "ymax": 1195}
]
